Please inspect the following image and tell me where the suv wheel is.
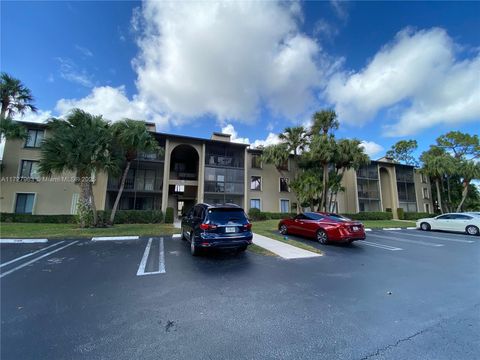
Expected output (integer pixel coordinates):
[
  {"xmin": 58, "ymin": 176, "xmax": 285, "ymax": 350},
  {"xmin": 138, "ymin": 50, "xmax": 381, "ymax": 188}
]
[
  {"xmin": 279, "ymin": 224, "xmax": 288, "ymax": 235},
  {"xmin": 420, "ymin": 222, "xmax": 431, "ymax": 231},
  {"xmin": 181, "ymin": 227, "xmax": 187, "ymax": 241},
  {"xmin": 316, "ymin": 229, "xmax": 328, "ymax": 245},
  {"xmin": 190, "ymin": 232, "xmax": 200, "ymax": 256},
  {"xmin": 466, "ymin": 225, "xmax": 479, "ymax": 236}
]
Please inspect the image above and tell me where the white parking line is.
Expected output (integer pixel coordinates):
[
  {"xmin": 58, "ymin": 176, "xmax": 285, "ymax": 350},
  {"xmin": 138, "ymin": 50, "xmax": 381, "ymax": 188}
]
[
  {"xmin": 172, "ymin": 234, "xmax": 181, "ymax": 239},
  {"xmin": 92, "ymin": 236, "xmax": 139, "ymax": 241},
  {"xmin": 398, "ymin": 232, "xmax": 474, "ymax": 244},
  {"xmin": 369, "ymin": 233, "xmax": 444, "ymax": 247},
  {"xmin": 0, "ymin": 241, "xmax": 65, "ymax": 268},
  {"xmin": 0, "ymin": 239, "xmax": 48, "ymax": 244},
  {"xmin": 0, "ymin": 241, "xmax": 78, "ymax": 279},
  {"xmin": 137, "ymin": 238, "xmax": 166, "ymax": 276},
  {"xmin": 361, "ymin": 241, "xmax": 403, "ymax": 251}
]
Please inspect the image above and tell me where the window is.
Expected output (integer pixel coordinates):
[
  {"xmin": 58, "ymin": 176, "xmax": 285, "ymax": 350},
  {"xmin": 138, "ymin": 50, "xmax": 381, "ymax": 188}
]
[
  {"xmin": 25, "ymin": 129, "xmax": 44, "ymax": 148},
  {"xmin": 421, "ymin": 173, "xmax": 428, "ymax": 183},
  {"xmin": 422, "ymin": 188, "xmax": 429, "ymax": 199},
  {"xmin": 193, "ymin": 205, "xmax": 205, "ymax": 219},
  {"xmin": 251, "ymin": 154, "xmax": 262, "ymax": 169},
  {"xmin": 279, "ymin": 178, "xmax": 289, "ymax": 192},
  {"xmin": 250, "ymin": 176, "xmax": 262, "ymax": 191},
  {"xmin": 250, "ymin": 199, "xmax": 261, "ymax": 210},
  {"xmin": 175, "ymin": 184, "xmax": 185, "ymax": 193},
  {"xmin": 278, "ymin": 158, "xmax": 289, "ymax": 171},
  {"xmin": 294, "ymin": 214, "xmax": 308, "ymax": 220},
  {"xmin": 15, "ymin": 193, "xmax": 35, "ymax": 214},
  {"xmin": 424, "ymin": 203, "xmax": 431, "ymax": 214},
  {"xmin": 19, "ymin": 160, "xmax": 40, "ymax": 179},
  {"xmin": 436, "ymin": 214, "xmax": 452, "ymax": 220},
  {"xmin": 280, "ymin": 199, "xmax": 290, "ymax": 213}
]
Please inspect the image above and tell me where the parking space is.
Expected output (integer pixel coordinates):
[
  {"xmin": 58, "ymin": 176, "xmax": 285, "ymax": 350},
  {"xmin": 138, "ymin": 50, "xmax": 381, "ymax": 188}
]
[{"xmin": 1, "ymin": 230, "xmax": 479, "ymax": 359}]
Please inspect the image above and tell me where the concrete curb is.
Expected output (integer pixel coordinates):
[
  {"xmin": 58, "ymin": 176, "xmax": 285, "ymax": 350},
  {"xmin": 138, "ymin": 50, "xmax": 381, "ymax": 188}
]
[
  {"xmin": 0, "ymin": 239, "xmax": 48, "ymax": 244},
  {"xmin": 253, "ymin": 233, "xmax": 321, "ymax": 259}
]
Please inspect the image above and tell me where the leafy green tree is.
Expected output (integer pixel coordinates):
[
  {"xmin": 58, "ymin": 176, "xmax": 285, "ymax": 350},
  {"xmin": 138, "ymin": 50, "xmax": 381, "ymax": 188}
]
[
  {"xmin": 39, "ymin": 109, "xmax": 117, "ymax": 227},
  {"xmin": 290, "ymin": 169, "xmax": 323, "ymax": 212},
  {"xmin": 420, "ymin": 147, "xmax": 456, "ymax": 214},
  {"xmin": 437, "ymin": 131, "xmax": 480, "ymax": 160},
  {"xmin": 385, "ymin": 139, "xmax": 419, "ymax": 166},
  {"xmin": 261, "ymin": 142, "xmax": 290, "ymax": 175},
  {"xmin": 109, "ymin": 119, "xmax": 162, "ymax": 225},
  {"xmin": 279, "ymin": 126, "xmax": 307, "ymax": 156},
  {"xmin": 456, "ymin": 160, "xmax": 480, "ymax": 212}
]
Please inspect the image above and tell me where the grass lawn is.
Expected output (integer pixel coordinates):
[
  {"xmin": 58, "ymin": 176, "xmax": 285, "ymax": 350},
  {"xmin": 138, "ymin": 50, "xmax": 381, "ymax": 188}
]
[
  {"xmin": 362, "ymin": 220, "xmax": 416, "ymax": 228},
  {"xmin": 252, "ymin": 220, "xmax": 324, "ymax": 255},
  {"xmin": 0, "ymin": 222, "xmax": 179, "ymax": 239}
]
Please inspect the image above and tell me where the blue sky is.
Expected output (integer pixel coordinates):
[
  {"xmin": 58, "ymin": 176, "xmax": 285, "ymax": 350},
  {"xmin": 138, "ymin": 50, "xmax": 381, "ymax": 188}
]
[{"xmin": 2, "ymin": 1, "xmax": 479, "ymax": 159}]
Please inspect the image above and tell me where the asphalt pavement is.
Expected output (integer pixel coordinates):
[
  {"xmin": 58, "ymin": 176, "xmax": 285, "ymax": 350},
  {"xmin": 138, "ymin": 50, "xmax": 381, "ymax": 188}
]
[{"xmin": 1, "ymin": 229, "xmax": 479, "ymax": 360}]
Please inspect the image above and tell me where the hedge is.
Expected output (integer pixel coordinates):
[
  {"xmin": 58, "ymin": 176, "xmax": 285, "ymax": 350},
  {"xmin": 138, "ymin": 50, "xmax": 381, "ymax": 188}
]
[
  {"xmin": 0, "ymin": 213, "xmax": 76, "ymax": 224},
  {"xmin": 404, "ymin": 212, "xmax": 431, "ymax": 220},
  {"xmin": 341, "ymin": 212, "xmax": 393, "ymax": 220},
  {"xmin": 97, "ymin": 210, "xmax": 163, "ymax": 224},
  {"xmin": 247, "ymin": 209, "xmax": 296, "ymax": 221},
  {"xmin": 1, "ymin": 210, "xmax": 164, "ymax": 224},
  {"xmin": 164, "ymin": 207, "xmax": 174, "ymax": 224}
]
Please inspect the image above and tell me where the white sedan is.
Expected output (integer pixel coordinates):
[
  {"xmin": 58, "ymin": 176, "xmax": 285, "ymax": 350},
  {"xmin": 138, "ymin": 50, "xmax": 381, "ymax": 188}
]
[{"xmin": 417, "ymin": 213, "xmax": 480, "ymax": 236}]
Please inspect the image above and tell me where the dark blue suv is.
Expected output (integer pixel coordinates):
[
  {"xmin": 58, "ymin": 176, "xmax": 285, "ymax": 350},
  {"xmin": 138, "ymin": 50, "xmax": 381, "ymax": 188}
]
[{"xmin": 181, "ymin": 203, "xmax": 253, "ymax": 256}]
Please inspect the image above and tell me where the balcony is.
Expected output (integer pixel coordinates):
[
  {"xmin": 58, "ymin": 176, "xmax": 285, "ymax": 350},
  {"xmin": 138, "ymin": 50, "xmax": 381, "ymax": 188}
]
[
  {"xmin": 357, "ymin": 191, "xmax": 380, "ymax": 200},
  {"xmin": 108, "ymin": 176, "xmax": 162, "ymax": 192}
]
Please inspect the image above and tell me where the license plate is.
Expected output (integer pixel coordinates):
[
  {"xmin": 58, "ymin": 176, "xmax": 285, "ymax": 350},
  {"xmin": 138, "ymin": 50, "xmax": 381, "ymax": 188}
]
[
  {"xmin": 352, "ymin": 226, "xmax": 359, "ymax": 231},
  {"xmin": 225, "ymin": 227, "xmax": 236, "ymax": 233}
]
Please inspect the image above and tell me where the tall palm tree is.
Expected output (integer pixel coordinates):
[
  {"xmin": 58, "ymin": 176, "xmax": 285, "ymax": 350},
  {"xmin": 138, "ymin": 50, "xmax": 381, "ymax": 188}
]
[
  {"xmin": 420, "ymin": 148, "xmax": 455, "ymax": 214},
  {"xmin": 261, "ymin": 142, "xmax": 290, "ymax": 176},
  {"xmin": 109, "ymin": 119, "xmax": 161, "ymax": 225},
  {"xmin": 39, "ymin": 109, "xmax": 116, "ymax": 227},
  {"xmin": 0, "ymin": 72, "xmax": 37, "ymax": 119},
  {"xmin": 456, "ymin": 160, "xmax": 480, "ymax": 212},
  {"xmin": 309, "ymin": 109, "xmax": 340, "ymax": 211},
  {"xmin": 279, "ymin": 126, "xmax": 307, "ymax": 156}
]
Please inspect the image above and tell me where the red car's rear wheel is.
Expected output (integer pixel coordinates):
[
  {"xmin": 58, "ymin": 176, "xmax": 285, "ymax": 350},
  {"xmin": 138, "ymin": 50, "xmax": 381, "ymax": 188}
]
[
  {"xmin": 316, "ymin": 229, "xmax": 328, "ymax": 244},
  {"xmin": 279, "ymin": 224, "xmax": 288, "ymax": 235}
]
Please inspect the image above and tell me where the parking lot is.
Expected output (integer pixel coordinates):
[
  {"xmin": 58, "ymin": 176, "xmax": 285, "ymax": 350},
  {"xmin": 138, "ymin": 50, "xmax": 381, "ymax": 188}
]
[{"xmin": 1, "ymin": 229, "xmax": 479, "ymax": 360}]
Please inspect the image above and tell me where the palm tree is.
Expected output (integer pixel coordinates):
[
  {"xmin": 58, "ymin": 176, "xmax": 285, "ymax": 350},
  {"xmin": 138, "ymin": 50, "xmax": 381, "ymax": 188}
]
[
  {"xmin": 309, "ymin": 109, "xmax": 340, "ymax": 211},
  {"xmin": 456, "ymin": 160, "xmax": 480, "ymax": 212},
  {"xmin": 420, "ymin": 148, "xmax": 456, "ymax": 214},
  {"xmin": 0, "ymin": 117, "xmax": 27, "ymax": 140},
  {"xmin": 109, "ymin": 119, "xmax": 161, "ymax": 225},
  {"xmin": 329, "ymin": 139, "xmax": 370, "ymax": 211},
  {"xmin": 39, "ymin": 109, "xmax": 116, "ymax": 227},
  {"xmin": 0, "ymin": 72, "xmax": 37, "ymax": 119},
  {"xmin": 261, "ymin": 143, "xmax": 290, "ymax": 175},
  {"xmin": 279, "ymin": 126, "xmax": 307, "ymax": 156}
]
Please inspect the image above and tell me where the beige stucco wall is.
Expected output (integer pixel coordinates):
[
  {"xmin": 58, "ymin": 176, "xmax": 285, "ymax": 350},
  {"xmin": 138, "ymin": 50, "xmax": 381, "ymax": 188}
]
[
  {"xmin": 0, "ymin": 137, "xmax": 108, "ymax": 215},
  {"xmin": 246, "ymin": 152, "xmax": 299, "ymax": 212},
  {"xmin": 414, "ymin": 170, "xmax": 434, "ymax": 213},
  {"xmin": 337, "ymin": 169, "xmax": 359, "ymax": 213}
]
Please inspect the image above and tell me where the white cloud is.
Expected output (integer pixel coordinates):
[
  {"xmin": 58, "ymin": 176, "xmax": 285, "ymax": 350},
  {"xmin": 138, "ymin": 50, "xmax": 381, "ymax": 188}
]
[
  {"xmin": 219, "ymin": 123, "xmax": 281, "ymax": 148},
  {"xmin": 325, "ymin": 27, "xmax": 480, "ymax": 136},
  {"xmin": 330, "ymin": 0, "xmax": 348, "ymax": 21},
  {"xmin": 17, "ymin": 109, "xmax": 53, "ymax": 123},
  {"xmin": 360, "ymin": 140, "xmax": 384, "ymax": 158},
  {"xmin": 55, "ymin": 86, "xmax": 168, "ymax": 128},
  {"xmin": 133, "ymin": 0, "xmax": 323, "ymax": 122},
  {"xmin": 57, "ymin": 57, "xmax": 94, "ymax": 88},
  {"xmin": 75, "ymin": 45, "xmax": 93, "ymax": 57}
]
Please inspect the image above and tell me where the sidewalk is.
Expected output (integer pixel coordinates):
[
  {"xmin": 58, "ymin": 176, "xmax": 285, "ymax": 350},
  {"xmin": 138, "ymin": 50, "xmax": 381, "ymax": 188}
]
[{"xmin": 253, "ymin": 233, "xmax": 322, "ymax": 259}]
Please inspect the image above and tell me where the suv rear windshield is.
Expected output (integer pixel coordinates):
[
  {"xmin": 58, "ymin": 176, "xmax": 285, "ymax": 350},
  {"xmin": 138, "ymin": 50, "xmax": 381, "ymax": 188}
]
[{"xmin": 206, "ymin": 208, "xmax": 247, "ymax": 224}]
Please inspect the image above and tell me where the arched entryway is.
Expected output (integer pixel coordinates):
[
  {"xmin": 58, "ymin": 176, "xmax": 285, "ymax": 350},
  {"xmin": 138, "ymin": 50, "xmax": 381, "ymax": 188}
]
[
  {"xmin": 379, "ymin": 167, "xmax": 393, "ymax": 211},
  {"xmin": 168, "ymin": 144, "xmax": 200, "ymax": 219}
]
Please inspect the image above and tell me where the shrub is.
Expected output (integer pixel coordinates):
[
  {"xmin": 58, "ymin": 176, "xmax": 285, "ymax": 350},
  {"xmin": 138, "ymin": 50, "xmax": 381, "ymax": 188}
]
[
  {"xmin": 97, "ymin": 210, "xmax": 163, "ymax": 224},
  {"xmin": 1, "ymin": 210, "xmax": 163, "ymax": 224},
  {"xmin": 341, "ymin": 212, "xmax": 393, "ymax": 220},
  {"xmin": 248, "ymin": 208, "xmax": 267, "ymax": 221},
  {"xmin": 263, "ymin": 212, "xmax": 296, "ymax": 220},
  {"xmin": 165, "ymin": 207, "xmax": 174, "ymax": 224},
  {"xmin": 404, "ymin": 212, "xmax": 431, "ymax": 220},
  {"xmin": 397, "ymin": 208, "xmax": 405, "ymax": 220}
]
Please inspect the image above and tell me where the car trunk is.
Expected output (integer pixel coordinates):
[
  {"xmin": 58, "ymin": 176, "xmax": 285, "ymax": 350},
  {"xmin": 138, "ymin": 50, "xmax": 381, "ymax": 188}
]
[{"xmin": 204, "ymin": 208, "xmax": 250, "ymax": 237}]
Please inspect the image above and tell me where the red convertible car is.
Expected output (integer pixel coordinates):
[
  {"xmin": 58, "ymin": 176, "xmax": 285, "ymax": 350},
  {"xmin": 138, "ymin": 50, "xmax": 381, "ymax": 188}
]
[{"xmin": 278, "ymin": 212, "xmax": 366, "ymax": 244}]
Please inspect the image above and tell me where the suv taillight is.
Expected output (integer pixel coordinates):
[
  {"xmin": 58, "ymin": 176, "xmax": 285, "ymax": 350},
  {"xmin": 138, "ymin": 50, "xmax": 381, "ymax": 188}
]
[
  {"xmin": 243, "ymin": 223, "xmax": 252, "ymax": 230},
  {"xmin": 200, "ymin": 223, "xmax": 217, "ymax": 230}
]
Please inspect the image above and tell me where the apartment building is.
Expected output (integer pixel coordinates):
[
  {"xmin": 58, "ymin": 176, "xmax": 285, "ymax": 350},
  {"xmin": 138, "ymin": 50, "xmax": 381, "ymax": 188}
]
[{"xmin": 0, "ymin": 122, "xmax": 433, "ymax": 219}]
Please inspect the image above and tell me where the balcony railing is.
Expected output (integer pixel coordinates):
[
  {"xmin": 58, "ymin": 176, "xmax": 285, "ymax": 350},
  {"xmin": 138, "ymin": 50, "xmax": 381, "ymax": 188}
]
[
  {"xmin": 108, "ymin": 177, "xmax": 162, "ymax": 192},
  {"xmin": 357, "ymin": 191, "xmax": 380, "ymax": 200}
]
